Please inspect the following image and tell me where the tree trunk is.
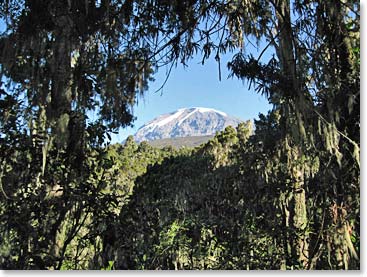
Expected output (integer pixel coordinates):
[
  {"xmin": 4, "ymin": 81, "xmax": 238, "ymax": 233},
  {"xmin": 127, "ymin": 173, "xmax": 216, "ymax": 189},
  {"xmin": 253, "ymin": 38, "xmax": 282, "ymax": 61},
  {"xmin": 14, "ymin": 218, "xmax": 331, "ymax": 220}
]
[
  {"xmin": 289, "ymin": 145, "xmax": 308, "ymax": 267},
  {"xmin": 273, "ymin": 0, "xmax": 309, "ymax": 268},
  {"xmin": 280, "ymin": 139, "xmax": 309, "ymax": 269},
  {"xmin": 49, "ymin": 4, "xmax": 73, "ymax": 149}
]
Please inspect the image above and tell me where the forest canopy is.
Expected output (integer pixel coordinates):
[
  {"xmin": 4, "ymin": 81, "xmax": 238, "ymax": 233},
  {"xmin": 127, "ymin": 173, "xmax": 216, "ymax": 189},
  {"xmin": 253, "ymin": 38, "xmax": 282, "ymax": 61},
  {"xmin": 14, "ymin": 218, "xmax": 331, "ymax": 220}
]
[{"xmin": 0, "ymin": 0, "xmax": 360, "ymax": 270}]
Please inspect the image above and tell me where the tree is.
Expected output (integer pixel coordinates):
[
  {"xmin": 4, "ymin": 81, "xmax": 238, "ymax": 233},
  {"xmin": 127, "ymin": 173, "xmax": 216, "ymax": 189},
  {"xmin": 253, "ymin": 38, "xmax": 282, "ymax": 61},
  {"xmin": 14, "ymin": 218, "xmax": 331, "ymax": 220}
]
[
  {"xmin": 227, "ymin": 0, "xmax": 359, "ymax": 269},
  {"xmin": 0, "ymin": 0, "xmax": 216, "ymax": 269}
]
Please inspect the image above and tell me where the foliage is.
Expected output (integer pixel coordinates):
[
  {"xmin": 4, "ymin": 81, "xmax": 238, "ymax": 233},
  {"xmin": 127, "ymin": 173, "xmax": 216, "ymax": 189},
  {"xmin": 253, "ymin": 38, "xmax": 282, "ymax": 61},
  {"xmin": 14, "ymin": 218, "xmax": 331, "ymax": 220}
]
[
  {"xmin": 0, "ymin": 0, "xmax": 359, "ymax": 271},
  {"xmin": 114, "ymin": 122, "xmax": 286, "ymax": 269}
]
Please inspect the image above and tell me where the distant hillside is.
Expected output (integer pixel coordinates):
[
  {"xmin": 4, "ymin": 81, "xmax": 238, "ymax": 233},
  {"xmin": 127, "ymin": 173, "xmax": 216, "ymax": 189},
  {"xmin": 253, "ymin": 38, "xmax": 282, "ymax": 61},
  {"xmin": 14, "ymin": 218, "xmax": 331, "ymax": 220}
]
[{"xmin": 146, "ymin": 135, "xmax": 214, "ymax": 149}]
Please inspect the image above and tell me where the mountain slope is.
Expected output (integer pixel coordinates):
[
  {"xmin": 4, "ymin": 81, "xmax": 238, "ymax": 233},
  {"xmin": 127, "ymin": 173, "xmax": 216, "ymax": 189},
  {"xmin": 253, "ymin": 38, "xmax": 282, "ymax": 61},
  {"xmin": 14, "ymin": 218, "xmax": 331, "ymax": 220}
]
[
  {"xmin": 146, "ymin": 135, "xmax": 214, "ymax": 149},
  {"xmin": 134, "ymin": 107, "xmax": 243, "ymax": 142}
]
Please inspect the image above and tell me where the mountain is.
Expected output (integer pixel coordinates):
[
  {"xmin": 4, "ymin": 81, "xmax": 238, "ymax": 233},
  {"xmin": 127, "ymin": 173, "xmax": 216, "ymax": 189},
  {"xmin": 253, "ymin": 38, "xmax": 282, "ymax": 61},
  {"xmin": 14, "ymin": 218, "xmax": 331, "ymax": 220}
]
[{"xmin": 133, "ymin": 107, "xmax": 243, "ymax": 143}]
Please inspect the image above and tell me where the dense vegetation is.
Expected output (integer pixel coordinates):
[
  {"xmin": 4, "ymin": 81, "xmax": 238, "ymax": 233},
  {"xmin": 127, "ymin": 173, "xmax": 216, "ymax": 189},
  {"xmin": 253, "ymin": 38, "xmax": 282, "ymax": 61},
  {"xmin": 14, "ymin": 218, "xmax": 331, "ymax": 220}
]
[{"xmin": 0, "ymin": 0, "xmax": 359, "ymax": 270}]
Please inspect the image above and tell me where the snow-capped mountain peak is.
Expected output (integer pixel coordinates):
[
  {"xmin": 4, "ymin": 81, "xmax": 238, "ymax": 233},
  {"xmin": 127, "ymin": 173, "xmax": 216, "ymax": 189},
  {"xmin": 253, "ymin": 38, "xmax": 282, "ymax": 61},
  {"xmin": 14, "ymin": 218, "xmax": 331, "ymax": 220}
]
[{"xmin": 133, "ymin": 107, "xmax": 242, "ymax": 142}]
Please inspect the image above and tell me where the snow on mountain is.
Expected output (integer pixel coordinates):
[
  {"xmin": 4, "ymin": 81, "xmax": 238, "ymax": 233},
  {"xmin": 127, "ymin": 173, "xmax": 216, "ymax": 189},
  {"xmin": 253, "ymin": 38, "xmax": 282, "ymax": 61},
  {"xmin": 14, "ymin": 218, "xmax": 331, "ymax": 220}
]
[{"xmin": 133, "ymin": 107, "xmax": 243, "ymax": 142}]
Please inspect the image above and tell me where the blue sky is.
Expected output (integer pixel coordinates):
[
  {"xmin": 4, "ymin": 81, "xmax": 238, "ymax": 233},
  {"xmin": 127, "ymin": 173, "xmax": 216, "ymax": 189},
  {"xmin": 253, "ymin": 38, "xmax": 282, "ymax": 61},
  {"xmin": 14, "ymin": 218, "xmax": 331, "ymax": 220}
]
[
  {"xmin": 0, "ymin": 20, "xmax": 273, "ymax": 144},
  {"xmin": 111, "ymin": 51, "xmax": 273, "ymax": 143}
]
